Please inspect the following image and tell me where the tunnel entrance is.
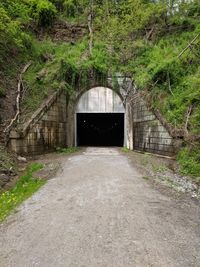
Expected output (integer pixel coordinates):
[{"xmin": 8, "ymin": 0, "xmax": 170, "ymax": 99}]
[
  {"xmin": 77, "ymin": 113, "xmax": 124, "ymax": 146},
  {"xmin": 75, "ymin": 87, "xmax": 125, "ymax": 147}
]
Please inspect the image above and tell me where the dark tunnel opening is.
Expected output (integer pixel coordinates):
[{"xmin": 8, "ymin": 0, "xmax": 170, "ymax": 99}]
[{"xmin": 77, "ymin": 113, "xmax": 124, "ymax": 147}]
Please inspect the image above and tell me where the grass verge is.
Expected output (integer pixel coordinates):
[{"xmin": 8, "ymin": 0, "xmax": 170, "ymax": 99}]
[
  {"xmin": 177, "ymin": 147, "xmax": 200, "ymax": 182},
  {"xmin": 56, "ymin": 147, "xmax": 79, "ymax": 154},
  {"xmin": 121, "ymin": 147, "xmax": 130, "ymax": 153},
  {"xmin": 0, "ymin": 163, "xmax": 45, "ymax": 222}
]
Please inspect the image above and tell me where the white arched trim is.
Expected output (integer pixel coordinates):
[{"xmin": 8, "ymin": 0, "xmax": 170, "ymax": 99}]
[{"xmin": 76, "ymin": 87, "xmax": 125, "ymax": 113}]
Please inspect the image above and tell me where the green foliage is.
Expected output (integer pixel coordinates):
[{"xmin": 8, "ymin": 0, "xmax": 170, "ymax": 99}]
[
  {"xmin": 0, "ymin": 6, "xmax": 26, "ymax": 49},
  {"xmin": 4, "ymin": 0, "xmax": 31, "ymax": 25},
  {"xmin": 177, "ymin": 146, "xmax": 200, "ymax": 181},
  {"xmin": 0, "ymin": 146, "xmax": 16, "ymax": 173},
  {"xmin": 56, "ymin": 146, "xmax": 79, "ymax": 153},
  {"xmin": 0, "ymin": 163, "xmax": 45, "ymax": 222},
  {"xmin": 140, "ymin": 154, "xmax": 150, "ymax": 166},
  {"xmin": 152, "ymin": 164, "xmax": 168, "ymax": 173},
  {"xmin": 0, "ymin": 2, "xmax": 33, "ymax": 70},
  {"xmin": 30, "ymin": 0, "xmax": 57, "ymax": 27},
  {"xmin": 121, "ymin": 147, "xmax": 130, "ymax": 153},
  {"xmin": 142, "ymin": 176, "xmax": 150, "ymax": 180},
  {"xmin": 62, "ymin": 0, "xmax": 83, "ymax": 17},
  {"xmin": 22, "ymin": 38, "xmax": 113, "ymax": 115},
  {"xmin": 0, "ymin": 87, "xmax": 6, "ymax": 98}
]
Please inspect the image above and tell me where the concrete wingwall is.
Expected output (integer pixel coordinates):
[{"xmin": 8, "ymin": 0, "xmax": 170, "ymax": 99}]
[
  {"xmin": 126, "ymin": 93, "xmax": 177, "ymax": 156},
  {"xmin": 8, "ymin": 88, "xmax": 179, "ymax": 157},
  {"xmin": 9, "ymin": 90, "xmax": 67, "ymax": 155}
]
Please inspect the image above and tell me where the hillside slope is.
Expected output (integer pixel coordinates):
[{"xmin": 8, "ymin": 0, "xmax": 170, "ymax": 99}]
[{"xmin": 0, "ymin": 0, "xmax": 199, "ymax": 179}]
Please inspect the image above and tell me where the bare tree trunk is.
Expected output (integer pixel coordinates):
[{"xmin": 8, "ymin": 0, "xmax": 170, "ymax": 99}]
[
  {"xmin": 4, "ymin": 62, "xmax": 32, "ymax": 134},
  {"xmin": 178, "ymin": 33, "xmax": 200, "ymax": 58},
  {"xmin": 185, "ymin": 105, "xmax": 193, "ymax": 136},
  {"xmin": 88, "ymin": 12, "xmax": 93, "ymax": 56},
  {"xmin": 146, "ymin": 26, "xmax": 154, "ymax": 40},
  {"xmin": 167, "ymin": 72, "xmax": 174, "ymax": 96}
]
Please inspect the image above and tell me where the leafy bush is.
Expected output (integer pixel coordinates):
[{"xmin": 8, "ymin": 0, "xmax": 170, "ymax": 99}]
[
  {"xmin": 3, "ymin": 0, "xmax": 31, "ymax": 25},
  {"xmin": 62, "ymin": 0, "xmax": 87, "ymax": 17},
  {"xmin": 50, "ymin": 0, "xmax": 65, "ymax": 11},
  {"xmin": 0, "ymin": 3, "xmax": 32, "ymax": 68},
  {"xmin": 30, "ymin": 0, "xmax": 57, "ymax": 27},
  {"xmin": 0, "ymin": 7, "xmax": 22, "ymax": 46},
  {"xmin": 177, "ymin": 146, "xmax": 200, "ymax": 181}
]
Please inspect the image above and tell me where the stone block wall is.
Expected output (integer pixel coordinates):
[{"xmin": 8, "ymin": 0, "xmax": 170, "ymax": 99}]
[
  {"xmin": 9, "ymin": 92, "xmax": 67, "ymax": 155},
  {"xmin": 131, "ymin": 94, "xmax": 175, "ymax": 156}
]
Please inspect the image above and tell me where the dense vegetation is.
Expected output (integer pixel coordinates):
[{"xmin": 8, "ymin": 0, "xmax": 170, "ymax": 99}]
[{"xmin": 0, "ymin": 0, "xmax": 199, "ymax": 179}]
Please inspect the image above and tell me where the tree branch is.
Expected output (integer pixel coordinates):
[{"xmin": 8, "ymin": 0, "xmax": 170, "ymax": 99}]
[
  {"xmin": 167, "ymin": 72, "xmax": 174, "ymax": 96},
  {"xmin": 178, "ymin": 33, "xmax": 200, "ymax": 58},
  {"xmin": 185, "ymin": 105, "xmax": 193, "ymax": 136},
  {"xmin": 88, "ymin": 12, "xmax": 93, "ymax": 56},
  {"xmin": 4, "ymin": 62, "xmax": 32, "ymax": 134}
]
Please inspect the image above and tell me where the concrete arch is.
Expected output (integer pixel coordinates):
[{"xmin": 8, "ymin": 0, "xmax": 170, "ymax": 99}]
[
  {"xmin": 66, "ymin": 82, "xmax": 127, "ymax": 147},
  {"xmin": 74, "ymin": 84, "xmax": 125, "ymax": 111},
  {"xmin": 76, "ymin": 87, "xmax": 125, "ymax": 113},
  {"xmin": 74, "ymin": 87, "xmax": 126, "ymax": 146}
]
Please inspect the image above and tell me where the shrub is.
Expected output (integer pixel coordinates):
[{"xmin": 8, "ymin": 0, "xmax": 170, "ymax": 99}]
[
  {"xmin": 30, "ymin": 0, "xmax": 57, "ymax": 27},
  {"xmin": 50, "ymin": 0, "xmax": 65, "ymax": 11},
  {"xmin": 177, "ymin": 146, "xmax": 200, "ymax": 181}
]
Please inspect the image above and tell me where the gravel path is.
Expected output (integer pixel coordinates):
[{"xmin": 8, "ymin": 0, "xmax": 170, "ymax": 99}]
[{"xmin": 0, "ymin": 147, "xmax": 200, "ymax": 267}]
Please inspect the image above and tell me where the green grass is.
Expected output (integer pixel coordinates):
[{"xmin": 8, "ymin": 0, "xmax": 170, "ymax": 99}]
[
  {"xmin": 0, "ymin": 163, "xmax": 45, "ymax": 222},
  {"xmin": 121, "ymin": 147, "xmax": 130, "ymax": 153},
  {"xmin": 152, "ymin": 164, "xmax": 169, "ymax": 173},
  {"xmin": 140, "ymin": 154, "xmax": 150, "ymax": 166},
  {"xmin": 56, "ymin": 146, "xmax": 79, "ymax": 154},
  {"xmin": 177, "ymin": 147, "xmax": 200, "ymax": 182},
  {"xmin": 142, "ymin": 176, "xmax": 150, "ymax": 180},
  {"xmin": 157, "ymin": 176, "xmax": 179, "ymax": 188}
]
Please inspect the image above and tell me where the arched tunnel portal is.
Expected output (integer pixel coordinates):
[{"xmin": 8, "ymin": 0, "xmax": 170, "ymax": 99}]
[
  {"xmin": 8, "ymin": 75, "xmax": 179, "ymax": 156},
  {"xmin": 75, "ymin": 87, "xmax": 125, "ymax": 147}
]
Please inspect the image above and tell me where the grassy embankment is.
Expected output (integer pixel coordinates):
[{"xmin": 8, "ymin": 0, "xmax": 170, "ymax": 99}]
[{"xmin": 0, "ymin": 163, "xmax": 45, "ymax": 222}]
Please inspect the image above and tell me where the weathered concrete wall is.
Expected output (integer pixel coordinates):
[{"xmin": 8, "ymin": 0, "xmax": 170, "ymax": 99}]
[
  {"xmin": 9, "ymin": 91, "xmax": 67, "ymax": 155},
  {"xmin": 127, "ymin": 93, "xmax": 175, "ymax": 156}
]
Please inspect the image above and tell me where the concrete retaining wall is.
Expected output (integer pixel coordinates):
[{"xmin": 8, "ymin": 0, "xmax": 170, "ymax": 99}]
[
  {"xmin": 130, "ymin": 93, "xmax": 175, "ymax": 156},
  {"xmin": 9, "ymin": 91, "xmax": 67, "ymax": 155}
]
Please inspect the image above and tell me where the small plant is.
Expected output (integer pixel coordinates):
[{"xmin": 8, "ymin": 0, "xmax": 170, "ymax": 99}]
[
  {"xmin": 56, "ymin": 146, "xmax": 79, "ymax": 154},
  {"xmin": 152, "ymin": 164, "xmax": 168, "ymax": 173},
  {"xmin": 0, "ymin": 163, "xmax": 45, "ymax": 222},
  {"xmin": 143, "ymin": 176, "xmax": 150, "ymax": 180},
  {"xmin": 140, "ymin": 154, "xmax": 150, "ymax": 166},
  {"xmin": 0, "ymin": 146, "xmax": 16, "ymax": 174},
  {"xmin": 157, "ymin": 176, "xmax": 179, "ymax": 188},
  {"xmin": 121, "ymin": 147, "xmax": 130, "ymax": 153},
  {"xmin": 0, "ymin": 87, "xmax": 6, "ymax": 97}
]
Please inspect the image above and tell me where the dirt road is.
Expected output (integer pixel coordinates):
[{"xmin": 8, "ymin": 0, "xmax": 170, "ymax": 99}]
[{"xmin": 0, "ymin": 147, "xmax": 200, "ymax": 267}]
